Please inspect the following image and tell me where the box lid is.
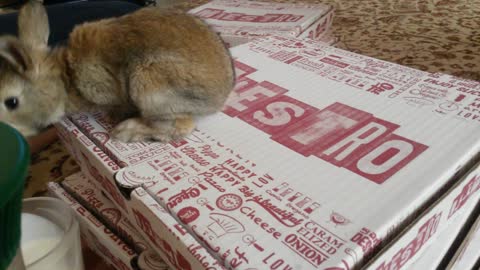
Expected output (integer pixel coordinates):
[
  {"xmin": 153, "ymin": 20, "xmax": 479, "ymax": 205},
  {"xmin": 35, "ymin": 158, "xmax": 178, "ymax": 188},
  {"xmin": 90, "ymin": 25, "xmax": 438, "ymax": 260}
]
[{"xmin": 108, "ymin": 36, "xmax": 480, "ymax": 269}]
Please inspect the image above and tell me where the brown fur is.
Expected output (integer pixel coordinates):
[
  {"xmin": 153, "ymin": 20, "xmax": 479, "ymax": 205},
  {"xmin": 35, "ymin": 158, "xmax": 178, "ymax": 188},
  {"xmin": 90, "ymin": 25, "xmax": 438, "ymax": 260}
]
[{"xmin": 0, "ymin": 1, "xmax": 234, "ymax": 142}]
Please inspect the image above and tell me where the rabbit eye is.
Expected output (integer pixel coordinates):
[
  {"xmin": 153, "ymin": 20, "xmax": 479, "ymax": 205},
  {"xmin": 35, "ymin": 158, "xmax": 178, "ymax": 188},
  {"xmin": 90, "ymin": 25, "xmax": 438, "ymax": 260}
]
[{"xmin": 4, "ymin": 97, "xmax": 19, "ymax": 110}]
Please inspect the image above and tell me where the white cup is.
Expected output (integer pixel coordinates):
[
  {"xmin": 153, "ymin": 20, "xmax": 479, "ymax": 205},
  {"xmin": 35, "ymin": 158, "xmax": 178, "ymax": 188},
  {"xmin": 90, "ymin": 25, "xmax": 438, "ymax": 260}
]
[{"xmin": 20, "ymin": 197, "xmax": 84, "ymax": 270}]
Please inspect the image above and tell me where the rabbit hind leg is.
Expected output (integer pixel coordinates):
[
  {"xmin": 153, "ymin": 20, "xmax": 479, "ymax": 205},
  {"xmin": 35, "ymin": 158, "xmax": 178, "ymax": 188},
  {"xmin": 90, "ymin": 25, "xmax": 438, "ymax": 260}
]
[
  {"xmin": 110, "ymin": 93, "xmax": 198, "ymax": 142},
  {"xmin": 110, "ymin": 83, "xmax": 196, "ymax": 143},
  {"xmin": 113, "ymin": 63, "xmax": 210, "ymax": 142}
]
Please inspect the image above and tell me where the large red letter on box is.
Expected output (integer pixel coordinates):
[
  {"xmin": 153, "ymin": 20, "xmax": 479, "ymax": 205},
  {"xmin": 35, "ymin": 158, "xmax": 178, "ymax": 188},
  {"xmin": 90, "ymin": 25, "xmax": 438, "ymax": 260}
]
[
  {"xmin": 273, "ymin": 103, "xmax": 373, "ymax": 156},
  {"xmin": 238, "ymin": 95, "xmax": 318, "ymax": 136},
  {"xmin": 224, "ymin": 80, "xmax": 288, "ymax": 117},
  {"xmin": 234, "ymin": 60, "xmax": 257, "ymax": 79},
  {"xmin": 346, "ymin": 134, "xmax": 428, "ymax": 184},
  {"xmin": 318, "ymin": 117, "xmax": 399, "ymax": 167}
]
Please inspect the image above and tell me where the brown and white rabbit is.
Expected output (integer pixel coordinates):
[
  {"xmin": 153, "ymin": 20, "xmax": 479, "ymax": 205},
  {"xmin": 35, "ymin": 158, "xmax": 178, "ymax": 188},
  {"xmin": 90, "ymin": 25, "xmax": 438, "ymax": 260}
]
[{"xmin": 0, "ymin": 1, "xmax": 234, "ymax": 142}]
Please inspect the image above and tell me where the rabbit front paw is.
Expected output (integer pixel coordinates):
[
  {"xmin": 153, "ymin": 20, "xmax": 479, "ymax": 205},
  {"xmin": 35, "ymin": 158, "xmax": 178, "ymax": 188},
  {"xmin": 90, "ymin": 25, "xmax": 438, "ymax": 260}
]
[
  {"xmin": 111, "ymin": 118, "xmax": 172, "ymax": 143},
  {"xmin": 110, "ymin": 116, "xmax": 195, "ymax": 143},
  {"xmin": 172, "ymin": 116, "xmax": 196, "ymax": 140}
]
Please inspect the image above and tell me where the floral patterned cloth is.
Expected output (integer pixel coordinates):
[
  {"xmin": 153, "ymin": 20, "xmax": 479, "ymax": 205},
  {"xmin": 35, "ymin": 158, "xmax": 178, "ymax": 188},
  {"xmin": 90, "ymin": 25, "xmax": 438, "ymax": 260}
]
[{"xmin": 27, "ymin": 0, "xmax": 480, "ymax": 195}]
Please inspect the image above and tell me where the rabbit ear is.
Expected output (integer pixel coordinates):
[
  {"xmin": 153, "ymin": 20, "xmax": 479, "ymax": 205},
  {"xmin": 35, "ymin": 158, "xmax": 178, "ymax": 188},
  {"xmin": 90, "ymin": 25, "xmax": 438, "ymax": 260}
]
[
  {"xmin": 18, "ymin": 0, "xmax": 50, "ymax": 49},
  {"xmin": 0, "ymin": 36, "xmax": 33, "ymax": 73}
]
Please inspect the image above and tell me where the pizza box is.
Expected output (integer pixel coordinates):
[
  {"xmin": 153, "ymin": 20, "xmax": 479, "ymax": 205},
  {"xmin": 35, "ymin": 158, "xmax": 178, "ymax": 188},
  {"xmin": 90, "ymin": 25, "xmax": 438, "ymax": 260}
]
[
  {"xmin": 47, "ymin": 182, "xmax": 169, "ymax": 270},
  {"xmin": 385, "ymin": 185, "xmax": 480, "ymax": 269},
  {"xmin": 446, "ymin": 211, "xmax": 480, "ymax": 270},
  {"xmin": 56, "ymin": 35, "xmax": 480, "ymax": 269},
  {"xmin": 188, "ymin": 0, "xmax": 335, "ymax": 47}
]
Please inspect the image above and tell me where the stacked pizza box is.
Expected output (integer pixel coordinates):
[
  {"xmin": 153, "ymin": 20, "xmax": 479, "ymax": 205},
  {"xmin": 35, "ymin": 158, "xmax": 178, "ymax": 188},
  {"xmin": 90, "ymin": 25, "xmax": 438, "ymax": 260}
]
[
  {"xmin": 54, "ymin": 32, "xmax": 480, "ymax": 270},
  {"xmin": 407, "ymin": 197, "xmax": 479, "ymax": 269},
  {"xmin": 47, "ymin": 174, "xmax": 170, "ymax": 270},
  {"xmin": 446, "ymin": 211, "xmax": 480, "ymax": 270},
  {"xmin": 54, "ymin": 1, "xmax": 336, "ymax": 265},
  {"xmin": 188, "ymin": 0, "xmax": 336, "ymax": 47}
]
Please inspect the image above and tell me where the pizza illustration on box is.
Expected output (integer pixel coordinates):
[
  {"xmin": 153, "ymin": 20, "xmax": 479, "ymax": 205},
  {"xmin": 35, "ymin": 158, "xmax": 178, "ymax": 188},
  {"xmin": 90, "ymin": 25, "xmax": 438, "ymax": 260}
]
[{"xmin": 207, "ymin": 213, "xmax": 245, "ymax": 238}]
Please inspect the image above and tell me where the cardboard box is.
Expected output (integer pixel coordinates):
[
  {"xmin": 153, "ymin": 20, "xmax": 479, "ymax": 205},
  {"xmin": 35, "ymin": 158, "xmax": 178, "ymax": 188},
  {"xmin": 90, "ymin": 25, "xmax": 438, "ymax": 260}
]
[
  {"xmin": 447, "ymin": 212, "xmax": 480, "ymax": 270},
  {"xmin": 56, "ymin": 35, "xmax": 480, "ymax": 269},
  {"xmin": 48, "ymin": 182, "xmax": 169, "ymax": 270},
  {"xmin": 62, "ymin": 172, "xmax": 151, "ymax": 254},
  {"xmin": 188, "ymin": 0, "xmax": 335, "ymax": 47},
  {"xmin": 317, "ymin": 29, "xmax": 338, "ymax": 47},
  {"xmin": 48, "ymin": 182, "xmax": 140, "ymax": 270},
  {"xmin": 55, "ymin": 117, "xmax": 222, "ymax": 270},
  {"xmin": 138, "ymin": 250, "xmax": 171, "ymax": 270},
  {"xmin": 116, "ymin": 135, "xmax": 480, "ymax": 270},
  {"xmin": 391, "ymin": 187, "xmax": 480, "ymax": 269}
]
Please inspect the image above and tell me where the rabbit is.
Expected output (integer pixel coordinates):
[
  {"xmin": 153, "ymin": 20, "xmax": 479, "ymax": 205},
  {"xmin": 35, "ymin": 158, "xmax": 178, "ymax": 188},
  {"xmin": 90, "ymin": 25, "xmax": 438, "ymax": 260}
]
[{"xmin": 0, "ymin": 0, "xmax": 235, "ymax": 142}]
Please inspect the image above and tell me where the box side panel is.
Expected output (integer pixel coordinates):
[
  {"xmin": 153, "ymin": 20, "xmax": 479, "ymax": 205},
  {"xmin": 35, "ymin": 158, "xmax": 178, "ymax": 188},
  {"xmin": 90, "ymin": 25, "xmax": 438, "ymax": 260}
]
[
  {"xmin": 59, "ymin": 118, "xmax": 131, "ymax": 213},
  {"xmin": 55, "ymin": 117, "xmax": 82, "ymax": 162},
  {"xmin": 48, "ymin": 182, "xmax": 138, "ymax": 270},
  {"xmin": 407, "ymin": 192, "xmax": 479, "ymax": 269},
  {"xmin": 447, "ymin": 213, "xmax": 480, "ymax": 270},
  {"xmin": 126, "ymin": 188, "xmax": 226, "ymax": 270},
  {"xmin": 297, "ymin": 8, "xmax": 335, "ymax": 41},
  {"xmin": 365, "ymin": 170, "xmax": 480, "ymax": 269},
  {"xmin": 316, "ymin": 29, "xmax": 338, "ymax": 46},
  {"xmin": 62, "ymin": 172, "xmax": 151, "ymax": 254}
]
